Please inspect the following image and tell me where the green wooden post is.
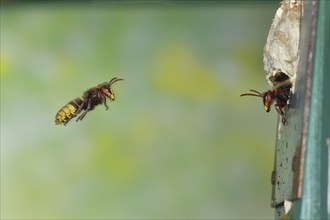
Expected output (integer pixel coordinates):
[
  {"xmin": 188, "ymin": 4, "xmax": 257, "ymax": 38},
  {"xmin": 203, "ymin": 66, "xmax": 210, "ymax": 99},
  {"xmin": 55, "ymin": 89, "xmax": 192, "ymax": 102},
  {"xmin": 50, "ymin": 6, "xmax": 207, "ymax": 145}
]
[
  {"xmin": 299, "ymin": 0, "xmax": 329, "ymax": 218},
  {"xmin": 273, "ymin": 0, "xmax": 329, "ymax": 219}
]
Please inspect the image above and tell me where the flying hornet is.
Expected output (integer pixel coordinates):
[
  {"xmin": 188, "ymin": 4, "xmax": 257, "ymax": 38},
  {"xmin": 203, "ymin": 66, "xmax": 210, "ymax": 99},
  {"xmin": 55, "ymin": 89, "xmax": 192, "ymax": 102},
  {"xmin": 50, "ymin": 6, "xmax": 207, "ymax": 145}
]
[{"xmin": 55, "ymin": 77, "xmax": 123, "ymax": 126}]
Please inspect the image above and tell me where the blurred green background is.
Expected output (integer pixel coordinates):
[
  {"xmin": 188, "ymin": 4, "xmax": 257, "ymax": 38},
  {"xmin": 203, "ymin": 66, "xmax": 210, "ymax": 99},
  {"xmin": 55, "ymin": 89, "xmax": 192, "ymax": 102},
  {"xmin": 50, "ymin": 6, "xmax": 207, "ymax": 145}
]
[{"xmin": 1, "ymin": 1, "xmax": 280, "ymax": 219}]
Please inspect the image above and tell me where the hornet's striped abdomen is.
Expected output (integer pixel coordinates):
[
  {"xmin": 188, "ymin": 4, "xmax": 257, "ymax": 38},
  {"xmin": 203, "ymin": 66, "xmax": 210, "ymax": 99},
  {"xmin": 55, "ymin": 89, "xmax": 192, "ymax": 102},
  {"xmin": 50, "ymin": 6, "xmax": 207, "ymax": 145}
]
[{"xmin": 55, "ymin": 98, "xmax": 83, "ymax": 125}]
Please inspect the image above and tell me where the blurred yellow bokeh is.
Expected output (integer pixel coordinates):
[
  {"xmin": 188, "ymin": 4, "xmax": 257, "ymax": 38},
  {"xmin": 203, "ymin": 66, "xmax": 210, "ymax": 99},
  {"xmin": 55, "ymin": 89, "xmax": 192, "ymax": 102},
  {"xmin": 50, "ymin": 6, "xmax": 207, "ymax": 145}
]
[{"xmin": 1, "ymin": 2, "xmax": 279, "ymax": 219}]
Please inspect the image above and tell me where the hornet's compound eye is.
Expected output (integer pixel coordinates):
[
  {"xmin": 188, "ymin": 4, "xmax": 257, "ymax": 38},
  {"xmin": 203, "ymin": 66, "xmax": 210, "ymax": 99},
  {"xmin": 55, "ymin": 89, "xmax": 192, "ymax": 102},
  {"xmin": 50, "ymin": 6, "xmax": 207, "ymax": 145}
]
[
  {"xmin": 101, "ymin": 87, "xmax": 115, "ymax": 100},
  {"xmin": 263, "ymin": 92, "xmax": 273, "ymax": 112}
]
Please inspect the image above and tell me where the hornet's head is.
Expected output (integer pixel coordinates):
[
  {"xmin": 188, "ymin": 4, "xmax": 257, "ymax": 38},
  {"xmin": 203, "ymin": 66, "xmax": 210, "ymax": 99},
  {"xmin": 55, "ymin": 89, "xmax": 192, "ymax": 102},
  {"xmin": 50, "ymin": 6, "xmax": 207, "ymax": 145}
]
[
  {"xmin": 262, "ymin": 91, "xmax": 274, "ymax": 112},
  {"xmin": 240, "ymin": 89, "xmax": 274, "ymax": 113},
  {"xmin": 100, "ymin": 77, "xmax": 124, "ymax": 101}
]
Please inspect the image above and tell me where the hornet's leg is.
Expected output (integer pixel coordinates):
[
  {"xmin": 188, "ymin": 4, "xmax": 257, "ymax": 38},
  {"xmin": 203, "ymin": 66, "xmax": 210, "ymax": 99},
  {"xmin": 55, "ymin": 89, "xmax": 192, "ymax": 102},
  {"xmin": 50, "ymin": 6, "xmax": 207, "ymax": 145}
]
[
  {"xmin": 77, "ymin": 99, "xmax": 87, "ymax": 114},
  {"xmin": 76, "ymin": 99, "xmax": 92, "ymax": 122},
  {"xmin": 275, "ymin": 104, "xmax": 287, "ymax": 125},
  {"xmin": 76, "ymin": 109, "xmax": 90, "ymax": 121},
  {"xmin": 103, "ymin": 97, "xmax": 109, "ymax": 110},
  {"xmin": 76, "ymin": 105, "xmax": 84, "ymax": 115}
]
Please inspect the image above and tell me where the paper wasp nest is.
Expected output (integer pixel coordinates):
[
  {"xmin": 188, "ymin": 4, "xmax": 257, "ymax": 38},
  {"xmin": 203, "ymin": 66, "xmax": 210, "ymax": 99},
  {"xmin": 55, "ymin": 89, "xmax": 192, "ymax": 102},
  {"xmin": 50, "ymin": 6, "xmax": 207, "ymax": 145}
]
[{"xmin": 263, "ymin": 0, "xmax": 302, "ymax": 92}]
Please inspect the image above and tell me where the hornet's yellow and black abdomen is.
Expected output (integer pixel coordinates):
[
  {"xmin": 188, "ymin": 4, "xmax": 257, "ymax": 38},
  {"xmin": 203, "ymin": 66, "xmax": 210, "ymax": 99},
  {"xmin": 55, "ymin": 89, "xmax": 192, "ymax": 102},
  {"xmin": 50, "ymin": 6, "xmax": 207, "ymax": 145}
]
[{"xmin": 55, "ymin": 98, "xmax": 83, "ymax": 125}]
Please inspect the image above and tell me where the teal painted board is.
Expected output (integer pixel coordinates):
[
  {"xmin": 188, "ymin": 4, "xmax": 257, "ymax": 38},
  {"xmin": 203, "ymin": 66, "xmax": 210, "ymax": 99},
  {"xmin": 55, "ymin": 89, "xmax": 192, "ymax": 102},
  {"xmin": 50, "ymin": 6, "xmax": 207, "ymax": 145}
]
[
  {"xmin": 300, "ymin": 0, "xmax": 330, "ymax": 218},
  {"xmin": 271, "ymin": 106, "xmax": 304, "ymax": 207}
]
